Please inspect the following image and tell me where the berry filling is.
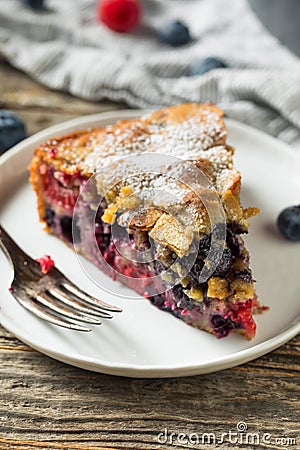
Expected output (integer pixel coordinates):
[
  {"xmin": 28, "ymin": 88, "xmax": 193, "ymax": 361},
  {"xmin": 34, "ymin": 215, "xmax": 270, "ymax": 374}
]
[{"xmin": 39, "ymin": 166, "xmax": 262, "ymax": 339}]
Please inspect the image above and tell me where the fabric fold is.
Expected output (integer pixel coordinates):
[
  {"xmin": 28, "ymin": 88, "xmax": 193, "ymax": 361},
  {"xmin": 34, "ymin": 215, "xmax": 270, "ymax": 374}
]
[{"xmin": 0, "ymin": 0, "xmax": 299, "ymax": 147}]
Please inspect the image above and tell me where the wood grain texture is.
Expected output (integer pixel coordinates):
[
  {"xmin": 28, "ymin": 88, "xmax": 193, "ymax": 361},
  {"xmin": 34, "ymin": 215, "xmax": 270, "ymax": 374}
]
[
  {"xmin": 0, "ymin": 59, "xmax": 122, "ymax": 136},
  {"xmin": 0, "ymin": 61, "xmax": 299, "ymax": 450}
]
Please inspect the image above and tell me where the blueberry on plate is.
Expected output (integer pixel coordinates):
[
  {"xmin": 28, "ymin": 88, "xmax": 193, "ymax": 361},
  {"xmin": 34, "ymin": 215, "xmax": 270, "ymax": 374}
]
[
  {"xmin": 23, "ymin": 0, "xmax": 44, "ymax": 10},
  {"xmin": 159, "ymin": 20, "xmax": 191, "ymax": 47},
  {"xmin": 0, "ymin": 110, "xmax": 26, "ymax": 155},
  {"xmin": 277, "ymin": 205, "xmax": 300, "ymax": 241},
  {"xmin": 189, "ymin": 56, "xmax": 227, "ymax": 76}
]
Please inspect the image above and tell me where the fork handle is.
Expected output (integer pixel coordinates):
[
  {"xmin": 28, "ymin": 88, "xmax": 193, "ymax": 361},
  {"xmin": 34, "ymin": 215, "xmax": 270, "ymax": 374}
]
[{"xmin": 0, "ymin": 224, "xmax": 30, "ymax": 266}]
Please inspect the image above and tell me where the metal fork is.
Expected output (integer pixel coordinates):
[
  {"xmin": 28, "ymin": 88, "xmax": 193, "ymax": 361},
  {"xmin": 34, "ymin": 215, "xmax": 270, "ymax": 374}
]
[{"xmin": 0, "ymin": 224, "xmax": 122, "ymax": 332}]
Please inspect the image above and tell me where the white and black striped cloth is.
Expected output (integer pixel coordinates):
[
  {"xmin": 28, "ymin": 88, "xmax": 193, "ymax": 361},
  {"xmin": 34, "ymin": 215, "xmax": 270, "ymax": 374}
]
[{"xmin": 0, "ymin": 0, "xmax": 299, "ymax": 148}]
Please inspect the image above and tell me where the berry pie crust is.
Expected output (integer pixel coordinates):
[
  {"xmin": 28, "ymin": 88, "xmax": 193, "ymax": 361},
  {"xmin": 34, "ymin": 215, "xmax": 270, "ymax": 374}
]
[{"xmin": 30, "ymin": 103, "xmax": 267, "ymax": 339}]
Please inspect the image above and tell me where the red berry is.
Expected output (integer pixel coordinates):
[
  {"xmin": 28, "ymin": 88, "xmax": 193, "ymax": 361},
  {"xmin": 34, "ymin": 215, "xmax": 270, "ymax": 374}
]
[
  {"xmin": 98, "ymin": 0, "xmax": 141, "ymax": 33},
  {"xmin": 36, "ymin": 255, "xmax": 55, "ymax": 274}
]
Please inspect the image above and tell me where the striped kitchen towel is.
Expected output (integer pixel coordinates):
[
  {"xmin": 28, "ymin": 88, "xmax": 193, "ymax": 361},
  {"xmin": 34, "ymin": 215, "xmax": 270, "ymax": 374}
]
[{"xmin": 0, "ymin": 0, "xmax": 300, "ymax": 148}]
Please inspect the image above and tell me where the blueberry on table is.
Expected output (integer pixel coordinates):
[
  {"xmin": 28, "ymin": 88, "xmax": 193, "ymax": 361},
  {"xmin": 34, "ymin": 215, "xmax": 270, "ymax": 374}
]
[
  {"xmin": 189, "ymin": 57, "xmax": 227, "ymax": 76},
  {"xmin": 277, "ymin": 205, "xmax": 300, "ymax": 241},
  {"xmin": 0, "ymin": 110, "xmax": 26, "ymax": 155},
  {"xmin": 23, "ymin": 0, "xmax": 44, "ymax": 10},
  {"xmin": 159, "ymin": 20, "xmax": 191, "ymax": 47}
]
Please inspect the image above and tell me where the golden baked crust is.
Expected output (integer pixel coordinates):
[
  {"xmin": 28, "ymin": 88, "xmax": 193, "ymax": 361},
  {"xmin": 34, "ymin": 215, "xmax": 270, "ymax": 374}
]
[{"xmin": 30, "ymin": 103, "xmax": 226, "ymax": 176}]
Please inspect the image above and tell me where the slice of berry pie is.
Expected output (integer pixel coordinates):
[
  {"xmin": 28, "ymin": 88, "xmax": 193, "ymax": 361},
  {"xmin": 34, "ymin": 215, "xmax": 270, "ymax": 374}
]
[{"xmin": 30, "ymin": 103, "xmax": 267, "ymax": 339}]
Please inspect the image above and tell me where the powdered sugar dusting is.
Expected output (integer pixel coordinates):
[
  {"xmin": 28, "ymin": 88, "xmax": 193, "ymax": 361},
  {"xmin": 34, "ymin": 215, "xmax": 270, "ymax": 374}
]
[
  {"xmin": 82, "ymin": 108, "xmax": 228, "ymax": 174},
  {"xmin": 77, "ymin": 105, "xmax": 238, "ymax": 229}
]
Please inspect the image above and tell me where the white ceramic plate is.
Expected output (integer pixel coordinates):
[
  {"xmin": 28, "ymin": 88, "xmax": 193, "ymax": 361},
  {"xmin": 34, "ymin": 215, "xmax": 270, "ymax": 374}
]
[{"xmin": 0, "ymin": 110, "xmax": 299, "ymax": 378}]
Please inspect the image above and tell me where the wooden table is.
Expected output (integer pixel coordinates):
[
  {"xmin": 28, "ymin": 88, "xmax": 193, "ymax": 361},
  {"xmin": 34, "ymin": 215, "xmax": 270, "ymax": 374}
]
[{"xmin": 0, "ymin": 60, "xmax": 299, "ymax": 450}]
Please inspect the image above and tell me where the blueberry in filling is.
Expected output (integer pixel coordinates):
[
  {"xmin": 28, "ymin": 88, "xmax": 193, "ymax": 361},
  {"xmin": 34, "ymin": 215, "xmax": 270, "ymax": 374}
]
[
  {"xmin": 226, "ymin": 228, "xmax": 242, "ymax": 256},
  {"xmin": 153, "ymin": 260, "xmax": 166, "ymax": 275},
  {"xmin": 150, "ymin": 295, "xmax": 166, "ymax": 309},
  {"xmin": 60, "ymin": 216, "xmax": 81, "ymax": 243},
  {"xmin": 44, "ymin": 207, "xmax": 55, "ymax": 227},
  {"xmin": 198, "ymin": 234, "xmax": 211, "ymax": 255},
  {"xmin": 212, "ymin": 247, "xmax": 233, "ymax": 277},
  {"xmin": 60, "ymin": 217, "xmax": 72, "ymax": 242},
  {"xmin": 236, "ymin": 269, "xmax": 252, "ymax": 283},
  {"xmin": 189, "ymin": 259, "xmax": 204, "ymax": 283},
  {"xmin": 174, "ymin": 291, "xmax": 194, "ymax": 311},
  {"xmin": 99, "ymin": 232, "xmax": 111, "ymax": 250},
  {"xmin": 211, "ymin": 314, "xmax": 235, "ymax": 337},
  {"xmin": 191, "ymin": 245, "xmax": 233, "ymax": 281}
]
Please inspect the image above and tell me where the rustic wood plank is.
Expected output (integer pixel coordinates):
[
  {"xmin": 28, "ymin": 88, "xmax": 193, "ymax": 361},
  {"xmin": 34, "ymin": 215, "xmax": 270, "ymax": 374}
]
[
  {"xmin": 0, "ymin": 60, "xmax": 124, "ymax": 136},
  {"xmin": 0, "ymin": 438, "xmax": 117, "ymax": 450},
  {"xmin": 0, "ymin": 335, "xmax": 298, "ymax": 449},
  {"xmin": 0, "ymin": 60, "xmax": 299, "ymax": 450},
  {"xmin": 0, "ymin": 61, "xmax": 121, "ymax": 114}
]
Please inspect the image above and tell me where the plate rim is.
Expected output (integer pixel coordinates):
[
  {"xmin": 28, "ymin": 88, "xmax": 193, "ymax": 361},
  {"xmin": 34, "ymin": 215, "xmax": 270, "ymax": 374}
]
[
  {"xmin": 1, "ymin": 313, "xmax": 299, "ymax": 377},
  {"xmin": 0, "ymin": 109, "xmax": 299, "ymax": 378}
]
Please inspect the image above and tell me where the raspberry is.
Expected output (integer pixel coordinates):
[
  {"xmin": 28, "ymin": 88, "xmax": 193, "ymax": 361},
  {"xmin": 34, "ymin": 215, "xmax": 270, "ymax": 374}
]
[
  {"xmin": 98, "ymin": 0, "xmax": 141, "ymax": 33},
  {"xmin": 36, "ymin": 255, "xmax": 55, "ymax": 274}
]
